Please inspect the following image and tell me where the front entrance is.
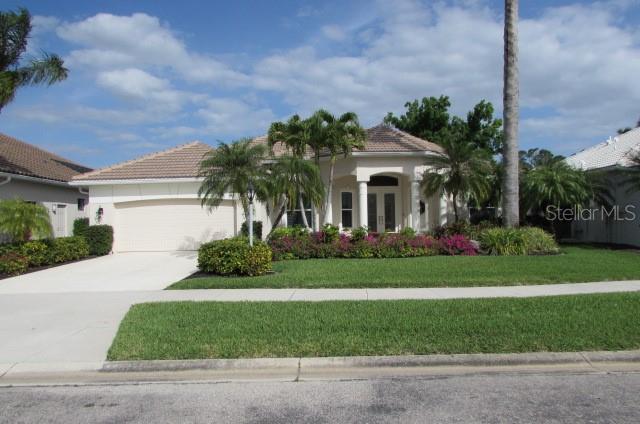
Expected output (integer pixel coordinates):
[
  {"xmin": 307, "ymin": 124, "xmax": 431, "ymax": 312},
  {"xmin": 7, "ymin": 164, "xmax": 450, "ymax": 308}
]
[{"xmin": 367, "ymin": 189, "xmax": 401, "ymax": 233}]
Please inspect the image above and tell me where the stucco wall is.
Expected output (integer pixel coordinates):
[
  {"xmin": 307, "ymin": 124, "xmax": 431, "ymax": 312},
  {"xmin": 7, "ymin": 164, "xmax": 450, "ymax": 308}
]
[{"xmin": 0, "ymin": 178, "xmax": 88, "ymax": 237}]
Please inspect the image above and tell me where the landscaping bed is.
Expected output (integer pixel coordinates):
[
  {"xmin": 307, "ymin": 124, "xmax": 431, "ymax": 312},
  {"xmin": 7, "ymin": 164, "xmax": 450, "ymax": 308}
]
[
  {"xmin": 108, "ymin": 292, "xmax": 640, "ymax": 360},
  {"xmin": 170, "ymin": 246, "xmax": 640, "ymax": 289}
]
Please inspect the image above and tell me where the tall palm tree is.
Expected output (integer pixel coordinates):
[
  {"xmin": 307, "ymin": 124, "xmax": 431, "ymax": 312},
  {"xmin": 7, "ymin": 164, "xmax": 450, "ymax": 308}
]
[
  {"xmin": 317, "ymin": 110, "xmax": 366, "ymax": 224},
  {"xmin": 623, "ymin": 150, "xmax": 640, "ymax": 194},
  {"xmin": 267, "ymin": 115, "xmax": 316, "ymax": 228},
  {"xmin": 0, "ymin": 199, "xmax": 52, "ymax": 241},
  {"xmin": 0, "ymin": 8, "xmax": 68, "ymax": 112},
  {"xmin": 198, "ymin": 139, "xmax": 267, "ymax": 221},
  {"xmin": 502, "ymin": 0, "xmax": 520, "ymax": 227},
  {"xmin": 266, "ymin": 155, "xmax": 325, "ymax": 234},
  {"xmin": 421, "ymin": 134, "xmax": 493, "ymax": 222}
]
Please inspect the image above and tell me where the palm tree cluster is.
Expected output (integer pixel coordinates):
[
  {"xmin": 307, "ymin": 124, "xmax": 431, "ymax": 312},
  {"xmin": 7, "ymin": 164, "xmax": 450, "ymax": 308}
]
[
  {"xmin": 1, "ymin": 8, "xmax": 68, "ymax": 112},
  {"xmin": 0, "ymin": 199, "xmax": 52, "ymax": 242},
  {"xmin": 198, "ymin": 109, "xmax": 365, "ymax": 234}
]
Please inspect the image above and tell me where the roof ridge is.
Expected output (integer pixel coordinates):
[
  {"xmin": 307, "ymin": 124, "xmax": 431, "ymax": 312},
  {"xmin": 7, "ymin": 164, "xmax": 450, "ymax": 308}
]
[
  {"xmin": 73, "ymin": 141, "xmax": 206, "ymax": 180},
  {"xmin": 0, "ymin": 132, "xmax": 91, "ymax": 169}
]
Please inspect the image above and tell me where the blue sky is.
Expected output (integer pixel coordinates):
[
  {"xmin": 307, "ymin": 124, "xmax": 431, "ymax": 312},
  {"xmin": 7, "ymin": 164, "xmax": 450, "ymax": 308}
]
[{"xmin": 1, "ymin": 0, "xmax": 639, "ymax": 168}]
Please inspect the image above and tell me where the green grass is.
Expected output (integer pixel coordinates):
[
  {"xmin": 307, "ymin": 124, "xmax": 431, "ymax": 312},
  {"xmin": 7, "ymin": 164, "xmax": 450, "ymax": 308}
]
[
  {"xmin": 107, "ymin": 293, "xmax": 640, "ymax": 360},
  {"xmin": 169, "ymin": 246, "xmax": 640, "ymax": 289}
]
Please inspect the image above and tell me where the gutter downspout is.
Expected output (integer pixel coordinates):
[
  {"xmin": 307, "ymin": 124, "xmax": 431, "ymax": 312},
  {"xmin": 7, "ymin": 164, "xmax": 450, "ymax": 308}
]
[
  {"xmin": 0, "ymin": 176, "xmax": 11, "ymax": 186},
  {"xmin": 78, "ymin": 187, "xmax": 89, "ymax": 195}
]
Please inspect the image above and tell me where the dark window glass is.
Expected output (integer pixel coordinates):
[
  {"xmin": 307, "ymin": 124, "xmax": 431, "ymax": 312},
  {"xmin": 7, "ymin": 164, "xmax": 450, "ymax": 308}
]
[
  {"xmin": 367, "ymin": 193, "xmax": 377, "ymax": 230},
  {"xmin": 341, "ymin": 192, "xmax": 352, "ymax": 209},
  {"xmin": 384, "ymin": 193, "xmax": 396, "ymax": 231},
  {"xmin": 77, "ymin": 198, "xmax": 86, "ymax": 211},
  {"xmin": 368, "ymin": 176, "xmax": 399, "ymax": 186},
  {"xmin": 342, "ymin": 211, "xmax": 353, "ymax": 228}
]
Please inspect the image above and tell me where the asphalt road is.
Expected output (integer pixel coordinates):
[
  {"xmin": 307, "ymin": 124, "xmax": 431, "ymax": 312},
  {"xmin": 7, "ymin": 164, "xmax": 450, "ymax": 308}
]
[{"xmin": 1, "ymin": 371, "xmax": 639, "ymax": 423}]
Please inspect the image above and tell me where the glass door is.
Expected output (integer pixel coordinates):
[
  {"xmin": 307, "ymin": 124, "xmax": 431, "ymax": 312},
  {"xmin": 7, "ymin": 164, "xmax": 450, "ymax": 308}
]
[
  {"xmin": 383, "ymin": 193, "xmax": 396, "ymax": 232},
  {"xmin": 367, "ymin": 193, "xmax": 378, "ymax": 231},
  {"xmin": 367, "ymin": 191, "xmax": 399, "ymax": 232}
]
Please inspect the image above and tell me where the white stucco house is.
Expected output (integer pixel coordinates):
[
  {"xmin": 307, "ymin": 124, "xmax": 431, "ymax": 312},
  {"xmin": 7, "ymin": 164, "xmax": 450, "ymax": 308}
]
[
  {"xmin": 0, "ymin": 133, "xmax": 92, "ymax": 238},
  {"xmin": 71, "ymin": 124, "xmax": 456, "ymax": 252},
  {"xmin": 566, "ymin": 128, "xmax": 640, "ymax": 247}
]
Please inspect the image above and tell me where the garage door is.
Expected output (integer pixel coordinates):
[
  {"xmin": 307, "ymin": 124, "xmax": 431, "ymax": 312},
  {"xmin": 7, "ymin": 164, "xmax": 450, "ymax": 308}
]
[{"xmin": 115, "ymin": 199, "xmax": 236, "ymax": 252}]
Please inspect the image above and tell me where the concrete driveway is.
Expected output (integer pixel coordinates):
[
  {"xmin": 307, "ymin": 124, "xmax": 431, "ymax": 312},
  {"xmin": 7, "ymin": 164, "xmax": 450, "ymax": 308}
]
[{"xmin": 0, "ymin": 252, "xmax": 197, "ymax": 294}]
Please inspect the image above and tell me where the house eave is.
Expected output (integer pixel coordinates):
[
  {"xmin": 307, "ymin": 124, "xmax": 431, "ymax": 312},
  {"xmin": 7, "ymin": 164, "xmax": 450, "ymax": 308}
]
[
  {"xmin": 0, "ymin": 171, "xmax": 73, "ymax": 188},
  {"xmin": 70, "ymin": 177, "xmax": 204, "ymax": 186},
  {"xmin": 351, "ymin": 151, "xmax": 442, "ymax": 157}
]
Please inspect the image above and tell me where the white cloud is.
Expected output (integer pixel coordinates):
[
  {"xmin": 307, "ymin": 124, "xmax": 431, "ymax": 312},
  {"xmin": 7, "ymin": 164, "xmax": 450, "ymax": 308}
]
[
  {"xmin": 57, "ymin": 13, "xmax": 248, "ymax": 85},
  {"xmin": 322, "ymin": 25, "xmax": 347, "ymax": 41},
  {"xmin": 197, "ymin": 98, "xmax": 276, "ymax": 136},
  {"xmin": 32, "ymin": 15, "xmax": 60, "ymax": 34}
]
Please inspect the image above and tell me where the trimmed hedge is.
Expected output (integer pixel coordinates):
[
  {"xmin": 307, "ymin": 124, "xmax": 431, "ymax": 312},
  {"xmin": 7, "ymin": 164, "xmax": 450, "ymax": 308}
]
[
  {"xmin": 198, "ymin": 238, "xmax": 272, "ymax": 276},
  {"xmin": 0, "ymin": 236, "xmax": 91, "ymax": 276},
  {"xmin": 73, "ymin": 217, "xmax": 90, "ymax": 237},
  {"xmin": 85, "ymin": 225, "xmax": 113, "ymax": 256}
]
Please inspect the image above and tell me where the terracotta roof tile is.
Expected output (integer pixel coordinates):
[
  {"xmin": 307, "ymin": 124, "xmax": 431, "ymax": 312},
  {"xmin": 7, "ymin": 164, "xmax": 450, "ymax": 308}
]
[
  {"xmin": 73, "ymin": 141, "xmax": 212, "ymax": 181},
  {"xmin": 0, "ymin": 132, "xmax": 92, "ymax": 182}
]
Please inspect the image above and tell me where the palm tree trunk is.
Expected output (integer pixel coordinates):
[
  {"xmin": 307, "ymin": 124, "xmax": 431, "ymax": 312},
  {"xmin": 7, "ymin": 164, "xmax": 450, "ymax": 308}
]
[
  {"xmin": 324, "ymin": 158, "xmax": 336, "ymax": 224},
  {"xmin": 299, "ymin": 195, "xmax": 310, "ymax": 229},
  {"xmin": 267, "ymin": 202, "xmax": 287, "ymax": 237},
  {"xmin": 452, "ymin": 193, "xmax": 459, "ymax": 223},
  {"xmin": 502, "ymin": 0, "xmax": 520, "ymax": 228}
]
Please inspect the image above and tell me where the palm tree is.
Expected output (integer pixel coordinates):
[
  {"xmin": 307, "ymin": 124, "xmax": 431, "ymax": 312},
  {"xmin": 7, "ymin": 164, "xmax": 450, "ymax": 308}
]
[
  {"xmin": 266, "ymin": 155, "xmax": 325, "ymax": 233},
  {"xmin": 0, "ymin": 199, "xmax": 52, "ymax": 241},
  {"xmin": 522, "ymin": 161, "xmax": 590, "ymax": 213},
  {"xmin": 317, "ymin": 110, "xmax": 366, "ymax": 224},
  {"xmin": 0, "ymin": 8, "xmax": 68, "ymax": 112},
  {"xmin": 502, "ymin": 0, "xmax": 520, "ymax": 227},
  {"xmin": 198, "ymin": 138, "xmax": 267, "ymax": 221},
  {"xmin": 421, "ymin": 134, "xmax": 493, "ymax": 222},
  {"xmin": 623, "ymin": 150, "xmax": 640, "ymax": 194}
]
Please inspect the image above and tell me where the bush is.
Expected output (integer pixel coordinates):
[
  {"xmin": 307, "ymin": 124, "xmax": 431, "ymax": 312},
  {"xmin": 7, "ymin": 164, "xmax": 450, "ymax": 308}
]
[
  {"xmin": 439, "ymin": 234, "xmax": 478, "ymax": 256},
  {"xmin": 73, "ymin": 218, "xmax": 90, "ymax": 237},
  {"xmin": 49, "ymin": 236, "xmax": 90, "ymax": 263},
  {"xmin": 85, "ymin": 225, "xmax": 113, "ymax": 256},
  {"xmin": 478, "ymin": 227, "xmax": 558, "ymax": 256},
  {"xmin": 19, "ymin": 240, "xmax": 50, "ymax": 267},
  {"xmin": 198, "ymin": 238, "xmax": 272, "ymax": 276},
  {"xmin": 0, "ymin": 252, "xmax": 28, "ymax": 276},
  {"xmin": 350, "ymin": 226, "xmax": 368, "ymax": 242},
  {"xmin": 399, "ymin": 227, "xmax": 416, "ymax": 237},
  {"xmin": 240, "ymin": 220, "xmax": 263, "ymax": 240}
]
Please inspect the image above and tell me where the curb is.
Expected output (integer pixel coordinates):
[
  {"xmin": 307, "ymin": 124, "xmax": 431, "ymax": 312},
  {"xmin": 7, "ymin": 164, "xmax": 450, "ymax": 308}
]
[{"xmin": 102, "ymin": 349, "xmax": 640, "ymax": 373}]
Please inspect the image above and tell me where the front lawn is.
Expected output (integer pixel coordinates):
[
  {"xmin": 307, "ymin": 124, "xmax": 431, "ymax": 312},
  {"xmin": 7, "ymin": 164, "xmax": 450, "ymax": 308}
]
[
  {"xmin": 108, "ymin": 292, "xmax": 640, "ymax": 360},
  {"xmin": 169, "ymin": 246, "xmax": 640, "ymax": 289}
]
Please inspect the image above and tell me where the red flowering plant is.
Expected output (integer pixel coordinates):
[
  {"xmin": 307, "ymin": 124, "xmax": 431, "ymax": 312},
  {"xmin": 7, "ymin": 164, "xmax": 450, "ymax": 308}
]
[{"xmin": 438, "ymin": 234, "xmax": 478, "ymax": 256}]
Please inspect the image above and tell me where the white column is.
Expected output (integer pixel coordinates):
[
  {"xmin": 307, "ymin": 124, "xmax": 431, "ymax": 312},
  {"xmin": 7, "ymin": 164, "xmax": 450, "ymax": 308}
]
[
  {"xmin": 410, "ymin": 180, "xmax": 420, "ymax": 231},
  {"xmin": 439, "ymin": 193, "xmax": 448, "ymax": 226},
  {"xmin": 282, "ymin": 210, "xmax": 288, "ymax": 228},
  {"xmin": 358, "ymin": 181, "xmax": 368, "ymax": 229}
]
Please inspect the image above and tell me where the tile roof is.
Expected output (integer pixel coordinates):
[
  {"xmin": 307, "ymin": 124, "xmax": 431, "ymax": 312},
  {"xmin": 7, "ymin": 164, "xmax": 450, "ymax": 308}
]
[
  {"xmin": 566, "ymin": 128, "xmax": 640, "ymax": 171},
  {"xmin": 0, "ymin": 132, "xmax": 92, "ymax": 182},
  {"xmin": 253, "ymin": 124, "xmax": 444, "ymax": 157},
  {"xmin": 73, "ymin": 141, "xmax": 212, "ymax": 181},
  {"xmin": 73, "ymin": 125, "xmax": 443, "ymax": 182}
]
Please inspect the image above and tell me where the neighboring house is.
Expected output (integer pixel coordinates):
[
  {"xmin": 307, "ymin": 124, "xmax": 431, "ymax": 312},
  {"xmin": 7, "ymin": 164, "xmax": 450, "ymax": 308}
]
[
  {"xmin": 71, "ymin": 124, "xmax": 455, "ymax": 252},
  {"xmin": 0, "ymin": 133, "xmax": 92, "ymax": 238},
  {"xmin": 566, "ymin": 128, "xmax": 640, "ymax": 247}
]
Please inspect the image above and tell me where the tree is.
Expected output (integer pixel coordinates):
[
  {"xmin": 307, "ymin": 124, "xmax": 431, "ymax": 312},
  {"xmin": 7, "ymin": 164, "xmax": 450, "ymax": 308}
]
[
  {"xmin": 623, "ymin": 150, "xmax": 640, "ymax": 194},
  {"xmin": 384, "ymin": 96, "xmax": 503, "ymax": 155},
  {"xmin": 502, "ymin": 0, "xmax": 520, "ymax": 228},
  {"xmin": 0, "ymin": 8, "xmax": 68, "ymax": 112},
  {"xmin": 420, "ymin": 133, "xmax": 493, "ymax": 222},
  {"xmin": 0, "ymin": 199, "xmax": 52, "ymax": 241},
  {"xmin": 519, "ymin": 148, "xmax": 564, "ymax": 172},
  {"xmin": 316, "ymin": 110, "xmax": 365, "ymax": 224},
  {"xmin": 266, "ymin": 155, "xmax": 325, "ymax": 233},
  {"xmin": 617, "ymin": 116, "xmax": 640, "ymax": 135},
  {"xmin": 198, "ymin": 139, "xmax": 267, "ymax": 221}
]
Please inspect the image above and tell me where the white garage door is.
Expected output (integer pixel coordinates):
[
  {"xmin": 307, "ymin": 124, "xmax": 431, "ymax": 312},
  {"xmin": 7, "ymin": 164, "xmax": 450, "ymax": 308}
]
[{"xmin": 115, "ymin": 199, "xmax": 236, "ymax": 252}]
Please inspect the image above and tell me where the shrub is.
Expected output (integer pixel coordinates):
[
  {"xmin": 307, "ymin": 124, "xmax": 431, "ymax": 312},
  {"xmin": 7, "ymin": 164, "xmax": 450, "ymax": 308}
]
[
  {"xmin": 198, "ymin": 237, "xmax": 272, "ymax": 276},
  {"xmin": 240, "ymin": 220, "xmax": 263, "ymax": 240},
  {"xmin": 350, "ymin": 226, "xmax": 368, "ymax": 242},
  {"xmin": 478, "ymin": 227, "xmax": 558, "ymax": 256},
  {"xmin": 399, "ymin": 227, "xmax": 417, "ymax": 237},
  {"xmin": 0, "ymin": 199, "xmax": 53, "ymax": 242},
  {"xmin": 73, "ymin": 218, "xmax": 90, "ymax": 237},
  {"xmin": 85, "ymin": 225, "xmax": 113, "ymax": 256},
  {"xmin": 19, "ymin": 240, "xmax": 50, "ymax": 267},
  {"xmin": 320, "ymin": 224, "xmax": 340, "ymax": 243},
  {"xmin": 439, "ymin": 234, "xmax": 478, "ymax": 256},
  {"xmin": 0, "ymin": 252, "xmax": 29, "ymax": 276},
  {"xmin": 49, "ymin": 236, "xmax": 90, "ymax": 263},
  {"xmin": 519, "ymin": 227, "xmax": 560, "ymax": 255}
]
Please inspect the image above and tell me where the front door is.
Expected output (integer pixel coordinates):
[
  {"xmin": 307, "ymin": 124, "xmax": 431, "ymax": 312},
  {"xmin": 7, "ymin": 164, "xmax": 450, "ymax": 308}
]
[
  {"xmin": 367, "ymin": 190, "xmax": 400, "ymax": 232},
  {"xmin": 52, "ymin": 204, "xmax": 67, "ymax": 237}
]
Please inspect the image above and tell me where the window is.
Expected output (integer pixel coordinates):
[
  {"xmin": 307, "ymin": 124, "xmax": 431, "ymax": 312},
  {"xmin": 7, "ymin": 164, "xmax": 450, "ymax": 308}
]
[
  {"xmin": 341, "ymin": 192, "xmax": 353, "ymax": 228},
  {"xmin": 77, "ymin": 198, "xmax": 86, "ymax": 211},
  {"xmin": 368, "ymin": 175, "xmax": 399, "ymax": 186},
  {"xmin": 287, "ymin": 195, "xmax": 313, "ymax": 227}
]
